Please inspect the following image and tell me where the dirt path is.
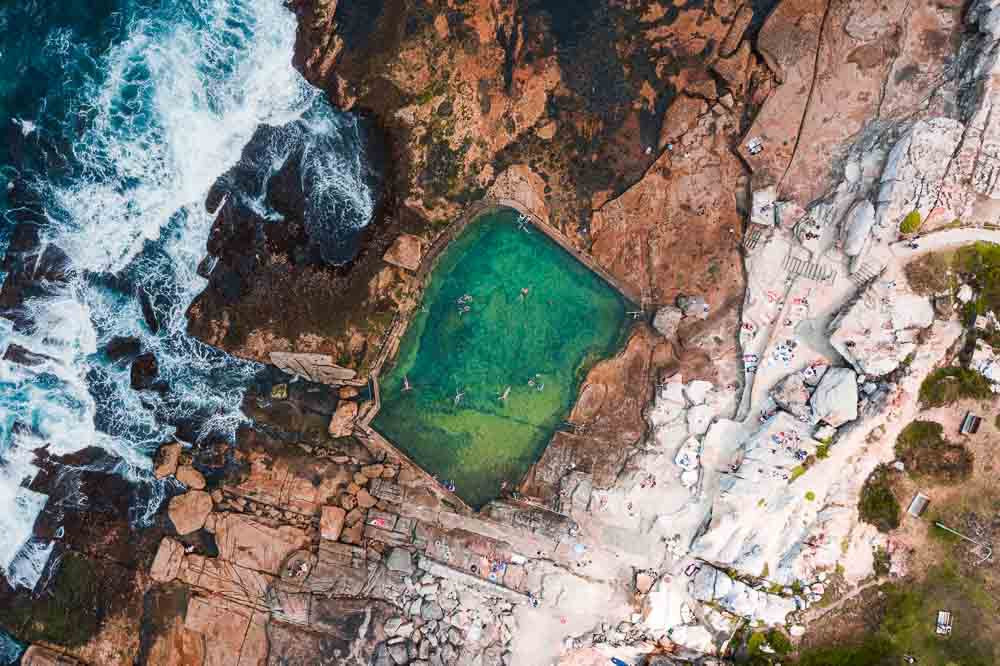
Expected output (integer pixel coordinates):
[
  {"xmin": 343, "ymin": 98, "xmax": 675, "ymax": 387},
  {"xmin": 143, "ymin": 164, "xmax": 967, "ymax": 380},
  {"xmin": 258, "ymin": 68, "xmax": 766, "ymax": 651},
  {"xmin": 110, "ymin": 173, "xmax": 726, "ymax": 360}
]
[
  {"xmin": 890, "ymin": 228, "xmax": 1000, "ymax": 258},
  {"xmin": 799, "ymin": 576, "xmax": 887, "ymax": 624}
]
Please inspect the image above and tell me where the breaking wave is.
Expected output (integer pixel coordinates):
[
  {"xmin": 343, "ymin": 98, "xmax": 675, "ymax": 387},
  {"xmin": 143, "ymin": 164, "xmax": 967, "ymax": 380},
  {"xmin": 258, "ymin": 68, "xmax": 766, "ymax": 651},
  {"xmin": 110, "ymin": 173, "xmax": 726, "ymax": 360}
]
[{"xmin": 0, "ymin": 0, "xmax": 378, "ymax": 589}]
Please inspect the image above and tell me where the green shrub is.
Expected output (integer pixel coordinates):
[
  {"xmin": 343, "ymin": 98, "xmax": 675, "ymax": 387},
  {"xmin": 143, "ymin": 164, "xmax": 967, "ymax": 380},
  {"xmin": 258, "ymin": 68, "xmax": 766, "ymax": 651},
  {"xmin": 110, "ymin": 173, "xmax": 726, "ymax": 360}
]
[
  {"xmin": 899, "ymin": 210, "xmax": 922, "ymax": 234},
  {"xmin": 955, "ymin": 241, "xmax": 1000, "ymax": 314},
  {"xmin": 805, "ymin": 490, "xmax": 816, "ymax": 501},
  {"xmin": 815, "ymin": 442, "xmax": 831, "ymax": 459},
  {"xmin": 895, "ymin": 420, "xmax": 973, "ymax": 484},
  {"xmin": 797, "ymin": 636, "xmax": 895, "ymax": 666},
  {"xmin": 859, "ymin": 465, "xmax": 900, "ymax": 532},
  {"xmin": 919, "ymin": 366, "xmax": 993, "ymax": 407}
]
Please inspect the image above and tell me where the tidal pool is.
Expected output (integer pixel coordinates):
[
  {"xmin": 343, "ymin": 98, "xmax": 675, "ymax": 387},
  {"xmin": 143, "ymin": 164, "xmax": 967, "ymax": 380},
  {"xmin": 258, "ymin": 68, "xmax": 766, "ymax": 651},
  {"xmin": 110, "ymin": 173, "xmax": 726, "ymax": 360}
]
[{"xmin": 373, "ymin": 207, "xmax": 628, "ymax": 508}]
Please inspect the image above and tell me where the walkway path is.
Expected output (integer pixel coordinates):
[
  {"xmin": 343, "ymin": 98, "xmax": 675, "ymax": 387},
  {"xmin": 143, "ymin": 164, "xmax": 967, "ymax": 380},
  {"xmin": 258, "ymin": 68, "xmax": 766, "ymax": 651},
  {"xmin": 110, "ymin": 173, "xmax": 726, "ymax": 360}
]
[{"xmin": 890, "ymin": 228, "xmax": 1000, "ymax": 259}]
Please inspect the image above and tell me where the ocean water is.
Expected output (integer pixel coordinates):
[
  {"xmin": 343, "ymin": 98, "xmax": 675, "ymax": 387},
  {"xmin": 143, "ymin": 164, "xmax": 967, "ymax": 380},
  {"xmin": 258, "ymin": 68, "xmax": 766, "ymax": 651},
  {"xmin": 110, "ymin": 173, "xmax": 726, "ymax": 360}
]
[
  {"xmin": 0, "ymin": 0, "xmax": 378, "ymax": 590},
  {"xmin": 374, "ymin": 208, "xmax": 627, "ymax": 509},
  {"xmin": 0, "ymin": 628, "xmax": 24, "ymax": 666}
]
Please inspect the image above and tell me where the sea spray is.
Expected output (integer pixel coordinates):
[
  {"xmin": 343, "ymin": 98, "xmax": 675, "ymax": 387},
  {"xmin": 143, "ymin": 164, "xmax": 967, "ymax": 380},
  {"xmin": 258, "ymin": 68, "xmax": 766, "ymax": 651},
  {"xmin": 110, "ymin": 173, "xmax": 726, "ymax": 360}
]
[{"xmin": 0, "ymin": 0, "xmax": 379, "ymax": 589}]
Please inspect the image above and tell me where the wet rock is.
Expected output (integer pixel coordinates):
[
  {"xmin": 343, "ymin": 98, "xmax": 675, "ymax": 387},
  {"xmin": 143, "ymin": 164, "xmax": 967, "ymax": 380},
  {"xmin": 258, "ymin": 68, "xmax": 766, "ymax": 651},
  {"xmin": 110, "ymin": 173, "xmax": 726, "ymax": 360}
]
[
  {"xmin": 130, "ymin": 352, "xmax": 160, "ymax": 391},
  {"xmin": 321, "ymin": 505, "xmax": 347, "ymax": 541},
  {"xmin": 167, "ymin": 490, "xmax": 213, "ymax": 535},
  {"xmin": 176, "ymin": 465, "xmax": 206, "ymax": 490},
  {"xmin": 652, "ymin": 306, "xmax": 683, "ymax": 339},
  {"xmin": 328, "ymin": 399, "xmax": 358, "ymax": 438},
  {"xmin": 104, "ymin": 335, "xmax": 142, "ymax": 361},
  {"xmin": 153, "ymin": 442, "xmax": 182, "ymax": 479},
  {"xmin": 3, "ymin": 343, "xmax": 52, "ymax": 367},
  {"xmin": 20, "ymin": 646, "xmax": 81, "ymax": 665}
]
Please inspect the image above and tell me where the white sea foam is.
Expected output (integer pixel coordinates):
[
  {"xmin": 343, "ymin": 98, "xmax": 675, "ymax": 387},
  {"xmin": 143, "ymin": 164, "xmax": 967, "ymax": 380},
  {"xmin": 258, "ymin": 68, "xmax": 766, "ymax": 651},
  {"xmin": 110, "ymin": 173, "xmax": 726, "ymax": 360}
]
[{"xmin": 0, "ymin": 0, "xmax": 346, "ymax": 589}]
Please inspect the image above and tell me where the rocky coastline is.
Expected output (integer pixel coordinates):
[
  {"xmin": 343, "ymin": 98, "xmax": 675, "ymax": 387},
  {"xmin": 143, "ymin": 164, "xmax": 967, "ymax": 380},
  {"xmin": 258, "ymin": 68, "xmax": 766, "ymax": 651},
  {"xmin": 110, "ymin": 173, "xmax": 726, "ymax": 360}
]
[{"xmin": 7, "ymin": 0, "xmax": 1000, "ymax": 665}]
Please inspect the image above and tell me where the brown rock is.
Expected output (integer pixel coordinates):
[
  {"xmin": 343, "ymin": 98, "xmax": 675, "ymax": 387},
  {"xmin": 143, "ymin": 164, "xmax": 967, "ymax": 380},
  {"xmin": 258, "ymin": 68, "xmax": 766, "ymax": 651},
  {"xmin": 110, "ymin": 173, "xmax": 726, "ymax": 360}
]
[
  {"xmin": 347, "ymin": 482, "xmax": 361, "ymax": 495},
  {"xmin": 185, "ymin": 596, "xmax": 268, "ymax": 666},
  {"xmin": 341, "ymin": 493, "xmax": 358, "ymax": 511},
  {"xmin": 153, "ymin": 442, "xmax": 182, "ymax": 479},
  {"xmin": 328, "ymin": 400, "xmax": 358, "ymax": 438},
  {"xmin": 712, "ymin": 42, "xmax": 752, "ymax": 94},
  {"xmin": 356, "ymin": 489, "xmax": 377, "ymax": 509},
  {"xmin": 635, "ymin": 572, "xmax": 656, "ymax": 595},
  {"xmin": 176, "ymin": 464, "xmax": 206, "ymax": 490},
  {"xmin": 383, "ymin": 233, "xmax": 426, "ymax": 272},
  {"xmin": 353, "ymin": 472, "xmax": 369, "ymax": 486},
  {"xmin": 339, "ymin": 386, "xmax": 359, "ymax": 399},
  {"xmin": 167, "ymin": 490, "xmax": 212, "ymax": 535},
  {"xmin": 345, "ymin": 508, "xmax": 365, "ymax": 525},
  {"xmin": 341, "ymin": 521, "xmax": 364, "ymax": 545},
  {"xmin": 20, "ymin": 647, "xmax": 80, "ymax": 665},
  {"xmin": 720, "ymin": 5, "xmax": 754, "ymax": 56},
  {"xmin": 361, "ymin": 463, "xmax": 384, "ymax": 478},
  {"xmin": 321, "ymin": 505, "xmax": 347, "ymax": 541},
  {"xmin": 150, "ymin": 537, "xmax": 185, "ymax": 583},
  {"xmin": 213, "ymin": 513, "xmax": 310, "ymax": 574}
]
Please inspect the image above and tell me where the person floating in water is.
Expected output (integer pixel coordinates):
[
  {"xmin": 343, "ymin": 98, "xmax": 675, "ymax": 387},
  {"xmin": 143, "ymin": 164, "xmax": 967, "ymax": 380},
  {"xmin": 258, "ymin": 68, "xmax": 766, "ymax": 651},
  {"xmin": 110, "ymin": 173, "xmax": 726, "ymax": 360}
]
[
  {"xmin": 453, "ymin": 389, "xmax": 465, "ymax": 406},
  {"xmin": 498, "ymin": 386, "xmax": 510, "ymax": 402},
  {"xmin": 402, "ymin": 376, "xmax": 412, "ymax": 392}
]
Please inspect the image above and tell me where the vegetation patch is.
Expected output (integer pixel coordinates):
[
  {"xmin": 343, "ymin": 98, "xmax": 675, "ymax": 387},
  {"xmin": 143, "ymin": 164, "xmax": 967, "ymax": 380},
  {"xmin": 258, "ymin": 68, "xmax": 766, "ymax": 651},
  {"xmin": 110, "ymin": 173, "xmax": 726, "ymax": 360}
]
[
  {"xmin": 955, "ymin": 241, "xmax": 1000, "ymax": 314},
  {"xmin": 797, "ymin": 563, "xmax": 996, "ymax": 665},
  {"xmin": 918, "ymin": 366, "xmax": 993, "ymax": 407},
  {"xmin": 899, "ymin": 209, "xmax": 922, "ymax": 234},
  {"xmin": 858, "ymin": 464, "xmax": 900, "ymax": 533},
  {"xmin": 903, "ymin": 251, "xmax": 952, "ymax": 295},
  {"xmin": 895, "ymin": 420, "xmax": 973, "ymax": 484}
]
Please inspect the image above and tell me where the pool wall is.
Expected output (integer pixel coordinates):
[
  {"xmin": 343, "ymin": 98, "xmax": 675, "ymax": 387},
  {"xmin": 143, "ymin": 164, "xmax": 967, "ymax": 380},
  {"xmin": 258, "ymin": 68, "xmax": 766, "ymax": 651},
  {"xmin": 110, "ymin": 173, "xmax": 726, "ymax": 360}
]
[{"xmin": 359, "ymin": 200, "xmax": 638, "ymax": 511}]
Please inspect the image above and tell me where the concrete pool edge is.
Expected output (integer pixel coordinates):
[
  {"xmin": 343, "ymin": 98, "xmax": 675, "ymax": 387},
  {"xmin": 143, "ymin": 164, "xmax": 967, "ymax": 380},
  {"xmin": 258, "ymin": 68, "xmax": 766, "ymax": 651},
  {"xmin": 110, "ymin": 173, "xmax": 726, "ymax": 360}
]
[{"xmin": 353, "ymin": 198, "xmax": 641, "ymax": 515}]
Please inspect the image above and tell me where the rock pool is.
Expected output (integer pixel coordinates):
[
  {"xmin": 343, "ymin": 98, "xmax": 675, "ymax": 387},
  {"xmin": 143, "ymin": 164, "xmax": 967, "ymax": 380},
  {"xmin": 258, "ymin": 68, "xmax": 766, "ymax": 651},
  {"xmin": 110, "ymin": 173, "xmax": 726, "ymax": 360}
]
[{"xmin": 373, "ymin": 207, "xmax": 628, "ymax": 508}]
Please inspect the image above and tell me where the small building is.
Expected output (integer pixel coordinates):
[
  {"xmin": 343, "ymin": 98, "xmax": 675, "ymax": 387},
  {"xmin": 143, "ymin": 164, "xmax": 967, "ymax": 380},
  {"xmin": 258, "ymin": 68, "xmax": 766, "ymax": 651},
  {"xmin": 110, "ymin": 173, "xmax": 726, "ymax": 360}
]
[
  {"xmin": 907, "ymin": 492, "xmax": 930, "ymax": 518},
  {"xmin": 960, "ymin": 411, "xmax": 982, "ymax": 435},
  {"xmin": 936, "ymin": 610, "xmax": 953, "ymax": 636}
]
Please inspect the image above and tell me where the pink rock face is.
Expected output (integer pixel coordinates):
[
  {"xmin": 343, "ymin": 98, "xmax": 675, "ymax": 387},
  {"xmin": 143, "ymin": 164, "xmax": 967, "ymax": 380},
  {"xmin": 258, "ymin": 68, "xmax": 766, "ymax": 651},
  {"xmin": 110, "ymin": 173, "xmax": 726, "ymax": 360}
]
[
  {"xmin": 150, "ymin": 537, "xmax": 185, "ymax": 583},
  {"xmin": 320, "ymin": 505, "xmax": 347, "ymax": 541},
  {"xmin": 167, "ymin": 490, "xmax": 213, "ymax": 536}
]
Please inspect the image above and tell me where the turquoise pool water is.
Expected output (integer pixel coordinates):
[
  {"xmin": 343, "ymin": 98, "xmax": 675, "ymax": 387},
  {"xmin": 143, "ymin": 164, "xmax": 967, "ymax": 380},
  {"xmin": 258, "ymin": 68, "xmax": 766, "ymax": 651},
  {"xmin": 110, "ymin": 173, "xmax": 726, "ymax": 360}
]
[{"xmin": 373, "ymin": 207, "xmax": 628, "ymax": 508}]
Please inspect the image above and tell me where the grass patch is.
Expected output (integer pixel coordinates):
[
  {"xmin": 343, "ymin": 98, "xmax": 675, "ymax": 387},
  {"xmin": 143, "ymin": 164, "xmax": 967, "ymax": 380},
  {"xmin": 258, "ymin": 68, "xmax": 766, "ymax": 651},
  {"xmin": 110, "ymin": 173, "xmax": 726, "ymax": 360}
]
[
  {"xmin": 895, "ymin": 420, "xmax": 973, "ymax": 484},
  {"xmin": 899, "ymin": 209, "xmax": 922, "ymax": 234},
  {"xmin": 918, "ymin": 366, "xmax": 993, "ymax": 407},
  {"xmin": 815, "ymin": 442, "xmax": 831, "ymax": 459},
  {"xmin": 859, "ymin": 464, "xmax": 900, "ymax": 533},
  {"xmin": 797, "ymin": 563, "xmax": 996, "ymax": 665}
]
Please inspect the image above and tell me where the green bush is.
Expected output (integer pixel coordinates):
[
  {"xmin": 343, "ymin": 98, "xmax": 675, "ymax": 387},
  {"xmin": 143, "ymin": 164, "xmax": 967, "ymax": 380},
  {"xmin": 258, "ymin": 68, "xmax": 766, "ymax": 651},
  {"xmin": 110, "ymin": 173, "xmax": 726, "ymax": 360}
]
[
  {"xmin": 859, "ymin": 465, "xmax": 900, "ymax": 533},
  {"xmin": 895, "ymin": 420, "xmax": 973, "ymax": 484},
  {"xmin": 899, "ymin": 210, "xmax": 922, "ymax": 234},
  {"xmin": 955, "ymin": 241, "xmax": 1000, "ymax": 314},
  {"xmin": 797, "ymin": 636, "xmax": 895, "ymax": 666},
  {"xmin": 919, "ymin": 366, "xmax": 993, "ymax": 407}
]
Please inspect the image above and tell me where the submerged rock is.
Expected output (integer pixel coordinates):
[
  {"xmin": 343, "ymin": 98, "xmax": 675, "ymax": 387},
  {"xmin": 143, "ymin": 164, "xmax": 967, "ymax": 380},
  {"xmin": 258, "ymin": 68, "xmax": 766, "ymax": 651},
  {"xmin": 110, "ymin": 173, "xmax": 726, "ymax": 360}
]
[{"xmin": 130, "ymin": 352, "xmax": 160, "ymax": 391}]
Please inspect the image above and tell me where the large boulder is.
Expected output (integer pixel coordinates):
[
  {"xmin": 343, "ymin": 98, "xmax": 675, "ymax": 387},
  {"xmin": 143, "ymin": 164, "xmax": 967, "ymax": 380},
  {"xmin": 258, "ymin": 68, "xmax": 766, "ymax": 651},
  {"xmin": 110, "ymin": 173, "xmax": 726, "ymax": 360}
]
[
  {"xmin": 829, "ymin": 279, "xmax": 934, "ymax": 376},
  {"xmin": 810, "ymin": 367, "xmax": 858, "ymax": 427},
  {"xmin": 841, "ymin": 199, "xmax": 875, "ymax": 257},
  {"xmin": 153, "ymin": 442, "xmax": 182, "ymax": 479},
  {"xmin": 320, "ymin": 505, "xmax": 346, "ymax": 541},
  {"xmin": 150, "ymin": 537, "xmax": 185, "ymax": 583},
  {"xmin": 770, "ymin": 371, "xmax": 813, "ymax": 421},
  {"xmin": 328, "ymin": 400, "xmax": 358, "ymax": 438},
  {"xmin": 167, "ymin": 490, "xmax": 213, "ymax": 535},
  {"xmin": 383, "ymin": 233, "xmax": 426, "ymax": 272},
  {"xmin": 652, "ymin": 306, "xmax": 683, "ymax": 339}
]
